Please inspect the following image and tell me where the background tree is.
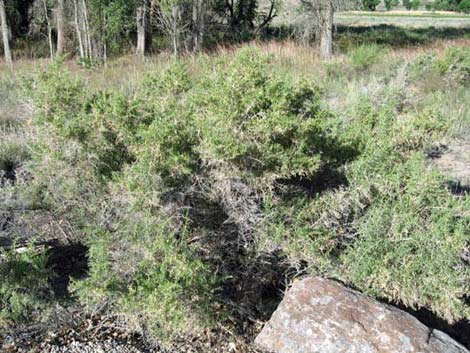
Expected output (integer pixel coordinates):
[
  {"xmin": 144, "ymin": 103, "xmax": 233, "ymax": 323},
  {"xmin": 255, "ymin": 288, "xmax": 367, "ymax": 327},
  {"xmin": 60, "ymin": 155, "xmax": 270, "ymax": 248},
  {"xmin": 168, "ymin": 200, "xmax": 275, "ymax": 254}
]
[
  {"xmin": 56, "ymin": 0, "xmax": 65, "ymax": 55},
  {"xmin": 42, "ymin": 0, "xmax": 54, "ymax": 59},
  {"xmin": 136, "ymin": 0, "xmax": 150, "ymax": 57},
  {"xmin": 362, "ymin": 0, "xmax": 380, "ymax": 10},
  {"xmin": 300, "ymin": 0, "xmax": 359, "ymax": 59},
  {"xmin": 0, "ymin": 0, "xmax": 12, "ymax": 66},
  {"xmin": 384, "ymin": 0, "xmax": 399, "ymax": 10},
  {"xmin": 458, "ymin": 0, "xmax": 470, "ymax": 12},
  {"xmin": 412, "ymin": 0, "xmax": 420, "ymax": 9},
  {"xmin": 403, "ymin": 0, "xmax": 413, "ymax": 9},
  {"xmin": 300, "ymin": 0, "xmax": 334, "ymax": 58},
  {"xmin": 254, "ymin": 0, "xmax": 281, "ymax": 36},
  {"xmin": 70, "ymin": 0, "xmax": 134, "ymax": 63},
  {"xmin": 29, "ymin": 0, "xmax": 56, "ymax": 59},
  {"xmin": 191, "ymin": 0, "xmax": 206, "ymax": 51},
  {"xmin": 155, "ymin": 0, "xmax": 193, "ymax": 55}
]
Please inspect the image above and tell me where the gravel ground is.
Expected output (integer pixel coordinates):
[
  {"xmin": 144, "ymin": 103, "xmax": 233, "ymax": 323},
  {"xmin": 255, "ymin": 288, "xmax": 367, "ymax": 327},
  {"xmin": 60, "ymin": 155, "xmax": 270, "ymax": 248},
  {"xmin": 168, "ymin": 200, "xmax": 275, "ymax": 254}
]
[{"xmin": 1, "ymin": 311, "xmax": 266, "ymax": 353}]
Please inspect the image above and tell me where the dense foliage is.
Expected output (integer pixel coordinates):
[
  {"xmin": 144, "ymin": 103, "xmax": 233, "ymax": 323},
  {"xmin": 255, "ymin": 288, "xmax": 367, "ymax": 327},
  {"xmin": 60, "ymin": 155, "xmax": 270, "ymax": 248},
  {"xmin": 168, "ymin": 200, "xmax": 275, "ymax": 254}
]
[
  {"xmin": 362, "ymin": 0, "xmax": 381, "ymax": 10},
  {"xmin": 1, "ymin": 43, "xmax": 469, "ymax": 346}
]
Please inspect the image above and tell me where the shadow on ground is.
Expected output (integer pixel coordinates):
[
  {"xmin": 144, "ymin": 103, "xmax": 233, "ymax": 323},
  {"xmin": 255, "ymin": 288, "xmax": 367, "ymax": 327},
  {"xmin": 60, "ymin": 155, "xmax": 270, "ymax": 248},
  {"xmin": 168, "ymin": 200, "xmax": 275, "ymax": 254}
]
[
  {"xmin": 395, "ymin": 303, "xmax": 470, "ymax": 350},
  {"xmin": 264, "ymin": 24, "xmax": 470, "ymax": 49}
]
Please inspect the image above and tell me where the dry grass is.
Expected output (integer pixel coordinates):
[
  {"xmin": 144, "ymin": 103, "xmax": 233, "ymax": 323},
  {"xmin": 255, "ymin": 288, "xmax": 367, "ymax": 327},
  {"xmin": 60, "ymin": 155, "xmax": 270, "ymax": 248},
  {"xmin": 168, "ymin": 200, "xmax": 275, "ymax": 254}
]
[
  {"xmin": 336, "ymin": 12, "xmax": 470, "ymax": 28},
  {"xmin": 342, "ymin": 10, "xmax": 470, "ymax": 17}
]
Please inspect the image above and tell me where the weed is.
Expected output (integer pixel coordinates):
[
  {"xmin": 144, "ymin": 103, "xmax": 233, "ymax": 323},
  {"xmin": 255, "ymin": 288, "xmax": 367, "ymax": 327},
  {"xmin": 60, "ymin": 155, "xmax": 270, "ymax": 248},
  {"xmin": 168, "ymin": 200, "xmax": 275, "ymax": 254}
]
[{"xmin": 348, "ymin": 44, "xmax": 388, "ymax": 71}]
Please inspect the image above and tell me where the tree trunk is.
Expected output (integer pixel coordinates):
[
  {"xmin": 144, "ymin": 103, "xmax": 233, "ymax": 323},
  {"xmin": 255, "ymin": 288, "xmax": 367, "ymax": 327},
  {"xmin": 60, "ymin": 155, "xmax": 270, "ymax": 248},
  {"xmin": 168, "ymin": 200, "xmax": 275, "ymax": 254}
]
[
  {"xmin": 136, "ymin": 0, "xmax": 147, "ymax": 57},
  {"xmin": 193, "ymin": 0, "xmax": 207, "ymax": 51},
  {"xmin": 42, "ymin": 0, "xmax": 54, "ymax": 60},
  {"xmin": 73, "ymin": 0, "xmax": 84, "ymax": 58},
  {"xmin": 56, "ymin": 0, "xmax": 65, "ymax": 56},
  {"xmin": 319, "ymin": 0, "xmax": 334, "ymax": 59},
  {"xmin": 192, "ymin": 0, "xmax": 205, "ymax": 52},
  {"xmin": 82, "ymin": 0, "xmax": 92, "ymax": 59},
  {"xmin": 171, "ymin": 4, "xmax": 179, "ymax": 56},
  {"xmin": 0, "ymin": 0, "xmax": 12, "ymax": 66}
]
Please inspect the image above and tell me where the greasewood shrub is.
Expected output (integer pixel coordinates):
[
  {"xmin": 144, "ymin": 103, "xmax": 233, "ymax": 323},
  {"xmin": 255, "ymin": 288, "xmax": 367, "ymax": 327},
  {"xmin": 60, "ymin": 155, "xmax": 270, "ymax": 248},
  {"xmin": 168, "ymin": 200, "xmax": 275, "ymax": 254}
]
[
  {"xmin": 29, "ymin": 65, "xmax": 136, "ymax": 179},
  {"xmin": 26, "ymin": 49, "xmax": 340, "ymax": 342},
  {"xmin": 0, "ymin": 246, "xmax": 51, "ymax": 325},
  {"xmin": 410, "ymin": 47, "xmax": 470, "ymax": 86},
  {"xmin": 392, "ymin": 109, "xmax": 448, "ymax": 151},
  {"xmin": 343, "ymin": 153, "xmax": 470, "ymax": 321},
  {"xmin": 193, "ymin": 49, "xmax": 328, "ymax": 181},
  {"xmin": 72, "ymin": 214, "xmax": 217, "ymax": 341},
  {"xmin": 0, "ymin": 139, "xmax": 30, "ymax": 180},
  {"xmin": 343, "ymin": 96, "xmax": 469, "ymax": 322},
  {"xmin": 22, "ymin": 47, "xmax": 470, "ymax": 342},
  {"xmin": 436, "ymin": 47, "xmax": 470, "ymax": 85},
  {"xmin": 261, "ymin": 90, "xmax": 470, "ymax": 322}
]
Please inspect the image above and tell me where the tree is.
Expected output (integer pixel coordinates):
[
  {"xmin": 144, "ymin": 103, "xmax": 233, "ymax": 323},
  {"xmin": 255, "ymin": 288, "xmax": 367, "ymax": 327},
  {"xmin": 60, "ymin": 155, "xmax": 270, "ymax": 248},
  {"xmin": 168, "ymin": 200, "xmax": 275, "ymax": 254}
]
[
  {"xmin": 362, "ymin": 0, "xmax": 380, "ymax": 10},
  {"xmin": 221, "ymin": 0, "xmax": 257, "ymax": 31},
  {"xmin": 300, "ymin": 0, "xmax": 333, "ymax": 58},
  {"xmin": 155, "ymin": 0, "xmax": 192, "ymax": 55},
  {"xmin": 300, "ymin": 0, "xmax": 358, "ymax": 59},
  {"xmin": 458, "ymin": 0, "xmax": 470, "ymax": 12},
  {"xmin": 402, "ymin": 0, "xmax": 412, "ymax": 9},
  {"xmin": 191, "ymin": 0, "xmax": 205, "ymax": 51},
  {"xmin": 254, "ymin": 0, "xmax": 281, "ymax": 35},
  {"xmin": 207, "ymin": 0, "xmax": 280, "ymax": 41},
  {"xmin": 41, "ymin": 0, "xmax": 54, "ymax": 59},
  {"xmin": 70, "ymin": 0, "xmax": 135, "ymax": 63},
  {"xmin": 318, "ymin": 0, "xmax": 334, "ymax": 58},
  {"xmin": 0, "ymin": 0, "xmax": 12, "ymax": 66},
  {"xmin": 56, "ymin": 0, "xmax": 65, "ymax": 55},
  {"xmin": 384, "ymin": 0, "xmax": 399, "ymax": 10},
  {"xmin": 136, "ymin": 0, "xmax": 150, "ymax": 56}
]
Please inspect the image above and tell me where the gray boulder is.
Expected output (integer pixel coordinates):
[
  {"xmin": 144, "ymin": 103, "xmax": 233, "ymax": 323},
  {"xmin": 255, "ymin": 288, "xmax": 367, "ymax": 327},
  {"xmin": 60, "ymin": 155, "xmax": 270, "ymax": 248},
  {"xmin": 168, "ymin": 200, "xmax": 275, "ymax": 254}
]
[{"xmin": 255, "ymin": 277, "xmax": 469, "ymax": 353}]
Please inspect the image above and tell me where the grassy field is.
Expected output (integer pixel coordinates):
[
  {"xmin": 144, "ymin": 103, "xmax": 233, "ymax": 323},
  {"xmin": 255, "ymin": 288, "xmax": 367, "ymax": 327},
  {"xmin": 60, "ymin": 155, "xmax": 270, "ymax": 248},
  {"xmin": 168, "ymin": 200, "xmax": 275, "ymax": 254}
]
[
  {"xmin": 272, "ymin": 0, "xmax": 470, "ymax": 28},
  {"xmin": 336, "ymin": 10, "xmax": 470, "ymax": 28}
]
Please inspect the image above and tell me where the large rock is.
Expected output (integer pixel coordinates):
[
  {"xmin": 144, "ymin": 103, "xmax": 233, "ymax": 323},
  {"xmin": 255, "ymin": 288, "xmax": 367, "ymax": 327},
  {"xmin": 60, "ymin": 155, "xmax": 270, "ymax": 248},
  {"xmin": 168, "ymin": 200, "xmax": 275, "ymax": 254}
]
[{"xmin": 255, "ymin": 277, "xmax": 469, "ymax": 353}]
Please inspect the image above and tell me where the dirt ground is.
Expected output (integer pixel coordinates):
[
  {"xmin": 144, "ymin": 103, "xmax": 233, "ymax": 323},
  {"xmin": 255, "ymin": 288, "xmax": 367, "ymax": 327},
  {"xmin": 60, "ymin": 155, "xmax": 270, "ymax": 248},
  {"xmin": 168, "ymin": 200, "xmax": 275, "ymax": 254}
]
[{"xmin": 432, "ymin": 142, "xmax": 470, "ymax": 192}]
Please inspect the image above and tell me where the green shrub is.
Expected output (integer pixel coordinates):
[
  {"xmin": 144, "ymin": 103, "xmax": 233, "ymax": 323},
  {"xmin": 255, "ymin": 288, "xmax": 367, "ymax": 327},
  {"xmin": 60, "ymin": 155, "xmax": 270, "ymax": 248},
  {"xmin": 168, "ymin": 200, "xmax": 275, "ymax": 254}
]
[
  {"xmin": 28, "ymin": 65, "xmax": 136, "ymax": 178},
  {"xmin": 23, "ymin": 46, "xmax": 470, "ymax": 343},
  {"xmin": 409, "ymin": 47, "xmax": 470, "ymax": 87},
  {"xmin": 0, "ymin": 139, "xmax": 30, "ymax": 179},
  {"xmin": 392, "ymin": 109, "xmax": 448, "ymax": 151},
  {"xmin": 384, "ymin": 0, "xmax": 400, "ymax": 10},
  {"xmin": 403, "ymin": 0, "xmax": 413, "ymax": 9},
  {"xmin": 409, "ymin": 52, "xmax": 437, "ymax": 80},
  {"xmin": 27, "ymin": 49, "xmax": 345, "ymax": 343},
  {"xmin": 431, "ymin": 0, "xmax": 460, "ymax": 10},
  {"xmin": 458, "ymin": 0, "xmax": 470, "ymax": 13},
  {"xmin": 72, "ymin": 215, "xmax": 217, "ymax": 341},
  {"xmin": 436, "ymin": 47, "xmax": 470, "ymax": 85},
  {"xmin": 0, "ymin": 246, "xmax": 51, "ymax": 325},
  {"xmin": 262, "ymin": 85, "xmax": 470, "ymax": 322},
  {"xmin": 348, "ymin": 44, "xmax": 387, "ymax": 71},
  {"xmin": 342, "ymin": 154, "xmax": 470, "ymax": 321},
  {"xmin": 341, "ymin": 98, "xmax": 469, "ymax": 322},
  {"xmin": 362, "ymin": 0, "xmax": 381, "ymax": 10}
]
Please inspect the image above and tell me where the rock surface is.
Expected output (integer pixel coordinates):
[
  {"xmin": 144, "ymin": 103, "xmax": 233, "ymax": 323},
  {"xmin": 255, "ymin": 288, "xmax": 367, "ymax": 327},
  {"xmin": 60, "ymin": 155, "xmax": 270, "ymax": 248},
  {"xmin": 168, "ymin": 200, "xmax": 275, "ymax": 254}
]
[{"xmin": 255, "ymin": 277, "xmax": 469, "ymax": 353}]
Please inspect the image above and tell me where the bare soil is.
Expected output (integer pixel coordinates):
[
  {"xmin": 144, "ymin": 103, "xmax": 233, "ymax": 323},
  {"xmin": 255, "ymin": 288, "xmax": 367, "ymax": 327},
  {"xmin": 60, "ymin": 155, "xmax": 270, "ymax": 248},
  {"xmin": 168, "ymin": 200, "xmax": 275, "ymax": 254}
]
[{"xmin": 432, "ymin": 142, "xmax": 470, "ymax": 192}]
